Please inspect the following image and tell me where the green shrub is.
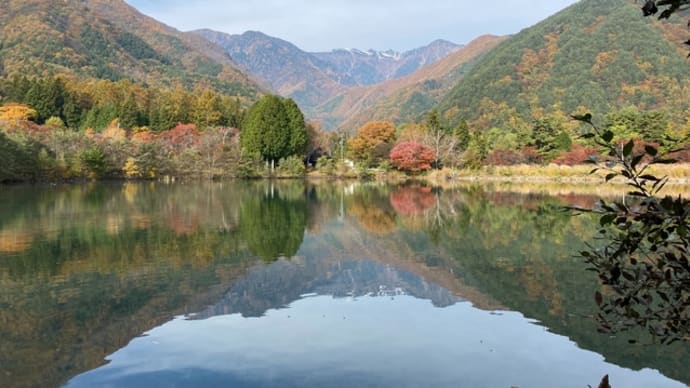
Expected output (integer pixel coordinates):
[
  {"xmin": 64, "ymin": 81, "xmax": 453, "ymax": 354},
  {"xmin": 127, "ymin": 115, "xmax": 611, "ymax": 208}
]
[
  {"xmin": 277, "ymin": 155, "xmax": 305, "ymax": 177},
  {"xmin": 317, "ymin": 157, "xmax": 336, "ymax": 176},
  {"xmin": 80, "ymin": 146, "xmax": 109, "ymax": 179}
]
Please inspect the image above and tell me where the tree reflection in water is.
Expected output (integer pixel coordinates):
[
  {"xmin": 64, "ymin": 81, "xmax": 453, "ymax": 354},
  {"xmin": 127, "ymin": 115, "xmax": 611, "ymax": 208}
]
[{"xmin": 240, "ymin": 182, "xmax": 307, "ymax": 261}]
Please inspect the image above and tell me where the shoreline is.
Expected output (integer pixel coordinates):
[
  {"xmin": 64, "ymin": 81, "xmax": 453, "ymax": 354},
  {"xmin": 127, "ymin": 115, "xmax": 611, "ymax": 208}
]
[{"xmin": 436, "ymin": 175, "xmax": 690, "ymax": 185}]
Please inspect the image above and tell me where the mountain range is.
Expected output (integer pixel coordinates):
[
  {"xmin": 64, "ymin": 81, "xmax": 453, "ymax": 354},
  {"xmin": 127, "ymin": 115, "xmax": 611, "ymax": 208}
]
[
  {"xmin": 320, "ymin": 34, "xmax": 508, "ymax": 131},
  {"xmin": 193, "ymin": 0, "xmax": 690, "ymax": 133},
  {"xmin": 320, "ymin": 0, "xmax": 690, "ymax": 133},
  {"xmin": 2, "ymin": 0, "xmax": 690, "ymax": 134},
  {"xmin": 194, "ymin": 29, "xmax": 463, "ymax": 122}
]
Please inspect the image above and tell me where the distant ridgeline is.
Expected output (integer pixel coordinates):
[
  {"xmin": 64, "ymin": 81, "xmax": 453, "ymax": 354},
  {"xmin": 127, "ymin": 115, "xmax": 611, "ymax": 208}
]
[{"xmin": 437, "ymin": 0, "xmax": 690, "ymax": 136}]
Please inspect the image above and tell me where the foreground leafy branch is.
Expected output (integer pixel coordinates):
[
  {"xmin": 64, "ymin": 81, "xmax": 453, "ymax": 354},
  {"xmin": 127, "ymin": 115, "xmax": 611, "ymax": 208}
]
[
  {"xmin": 641, "ymin": 0, "xmax": 690, "ymax": 55},
  {"xmin": 572, "ymin": 113, "xmax": 689, "ymax": 344},
  {"xmin": 642, "ymin": 0, "xmax": 690, "ymax": 19}
]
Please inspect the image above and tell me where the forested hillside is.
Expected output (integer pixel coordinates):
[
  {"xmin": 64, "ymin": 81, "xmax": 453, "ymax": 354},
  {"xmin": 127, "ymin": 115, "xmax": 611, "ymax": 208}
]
[
  {"xmin": 438, "ymin": 0, "xmax": 690, "ymax": 131},
  {"xmin": 0, "ymin": 0, "xmax": 260, "ymax": 96},
  {"xmin": 327, "ymin": 35, "xmax": 507, "ymax": 132}
]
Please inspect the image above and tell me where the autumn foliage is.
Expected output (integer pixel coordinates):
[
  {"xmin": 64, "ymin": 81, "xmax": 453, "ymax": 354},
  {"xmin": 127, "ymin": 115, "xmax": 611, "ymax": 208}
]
[
  {"xmin": 552, "ymin": 144, "xmax": 601, "ymax": 166},
  {"xmin": 390, "ymin": 186, "xmax": 436, "ymax": 216},
  {"xmin": 389, "ymin": 141, "xmax": 436, "ymax": 172},
  {"xmin": 0, "ymin": 104, "xmax": 37, "ymax": 121},
  {"xmin": 159, "ymin": 123, "xmax": 200, "ymax": 152},
  {"xmin": 484, "ymin": 147, "xmax": 544, "ymax": 166},
  {"xmin": 348, "ymin": 121, "xmax": 396, "ymax": 164}
]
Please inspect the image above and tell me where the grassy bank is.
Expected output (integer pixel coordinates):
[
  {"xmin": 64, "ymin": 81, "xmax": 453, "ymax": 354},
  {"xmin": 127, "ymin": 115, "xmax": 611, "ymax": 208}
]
[{"xmin": 425, "ymin": 164, "xmax": 690, "ymax": 185}]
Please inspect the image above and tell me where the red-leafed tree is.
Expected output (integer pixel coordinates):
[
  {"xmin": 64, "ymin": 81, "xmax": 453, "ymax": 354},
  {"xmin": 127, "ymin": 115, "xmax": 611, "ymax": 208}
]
[
  {"xmin": 159, "ymin": 123, "xmax": 200, "ymax": 154},
  {"xmin": 389, "ymin": 141, "xmax": 435, "ymax": 172},
  {"xmin": 552, "ymin": 144, "xmax": 601, "ymax": 166}
]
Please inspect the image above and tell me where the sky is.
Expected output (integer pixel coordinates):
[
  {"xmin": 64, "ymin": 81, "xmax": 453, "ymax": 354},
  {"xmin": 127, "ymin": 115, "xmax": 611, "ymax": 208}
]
[{"xmin": 125, "ymin": 0, "xmax": 580, "ymax": 53}]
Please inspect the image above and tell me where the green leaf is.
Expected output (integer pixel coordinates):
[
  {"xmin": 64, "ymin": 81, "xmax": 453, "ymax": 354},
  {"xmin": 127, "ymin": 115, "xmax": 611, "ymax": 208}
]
[
  {"xmin": 658, "ymin": 291, "xmax": 669, "ymax": 302},
  {"xmin": 639, "ymin": 174, "xmax": 659, "ymax": 182},
  {"xmin": 623, "ymin": 139, "xmax": 634, "ymax": 157},
  {"xmin": 572, "ymin": 113, "xmax": 592, "ymax": 122},
  {"xmin": 652, "ymin": 159, "xmax": 677, "ymax": 164},
  {"xmin": 605, "ymin": 173, "xmax": 617, "ymax": 182},
  {"xmin": 600, "ymin": 214, "xmax": 617, "ymax": 226},
  {"xmin": 622, "ymin": 271, "xmax": 635, "ymax": 281},
  {"xmin": 631, "ymin": 154, "xmax": 644, "ymax": 169},
  {"xmin": 602, "ymin": 130, "xmax": 614, "ymax": 143},
  {"xmin": 645, "ymin": 145, "xmax": 658, "ymax": 156}
]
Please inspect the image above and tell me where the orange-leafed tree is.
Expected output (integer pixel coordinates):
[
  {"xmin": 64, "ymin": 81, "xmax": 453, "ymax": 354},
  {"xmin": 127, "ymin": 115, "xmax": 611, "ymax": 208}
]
[
  {"xmin": 347, "ymin": 121, "xmax": 396, "ymax": 166},
  {"xmin": 389, "ymin": 141, "xmax": 435, "ymax": 172}
]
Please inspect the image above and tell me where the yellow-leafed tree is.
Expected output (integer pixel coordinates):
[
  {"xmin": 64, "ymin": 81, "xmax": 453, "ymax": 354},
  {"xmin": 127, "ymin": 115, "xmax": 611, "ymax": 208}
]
[{"xmin": 0, "ymin": 104, "xmax": 38, "ymax": 122}]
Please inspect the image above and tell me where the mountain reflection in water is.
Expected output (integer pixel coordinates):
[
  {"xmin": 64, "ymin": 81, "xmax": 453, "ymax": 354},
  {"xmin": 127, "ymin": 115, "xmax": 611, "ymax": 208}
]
[
  {"xmin": 0, "ymin": 181, "xmax": 688, "ymax": 388},
  {"xmin": 191, "ymin": 258, "xmax": 460, "ymax": 320}
]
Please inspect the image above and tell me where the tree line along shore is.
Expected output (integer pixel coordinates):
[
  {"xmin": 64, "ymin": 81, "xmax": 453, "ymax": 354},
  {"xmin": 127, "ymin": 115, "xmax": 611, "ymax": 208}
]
[{"xmin": 1, "ymin": 76, "xmax": 688, "ymax": 184}]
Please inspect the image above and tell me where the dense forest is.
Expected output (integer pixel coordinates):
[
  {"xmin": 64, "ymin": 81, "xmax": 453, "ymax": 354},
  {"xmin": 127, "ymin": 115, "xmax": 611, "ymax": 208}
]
[{"xmin": 0, "ymin": 76, "xmax": 256, "ymax": 182}]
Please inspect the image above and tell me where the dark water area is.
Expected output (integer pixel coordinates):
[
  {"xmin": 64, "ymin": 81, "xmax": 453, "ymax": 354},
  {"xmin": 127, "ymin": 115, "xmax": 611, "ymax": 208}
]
[{"xmin": 0, "ymin": 181, "xmax": 687, "ymax": 387}]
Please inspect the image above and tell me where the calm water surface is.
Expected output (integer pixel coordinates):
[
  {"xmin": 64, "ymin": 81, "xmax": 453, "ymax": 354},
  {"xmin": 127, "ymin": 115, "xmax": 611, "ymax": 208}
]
[{"xmin": 0, "ymin": 181, "xmax": 687, "ymax": 388}]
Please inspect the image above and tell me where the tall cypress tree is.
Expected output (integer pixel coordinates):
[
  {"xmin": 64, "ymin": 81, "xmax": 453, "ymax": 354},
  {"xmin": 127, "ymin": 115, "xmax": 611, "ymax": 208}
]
[
  {"xmin": 241, "ymin": 95, "xmax": 302, "ymax": 163},
  {"xmin": 283, "ymin": 98, "xmax": 308, "ymax": 158}
]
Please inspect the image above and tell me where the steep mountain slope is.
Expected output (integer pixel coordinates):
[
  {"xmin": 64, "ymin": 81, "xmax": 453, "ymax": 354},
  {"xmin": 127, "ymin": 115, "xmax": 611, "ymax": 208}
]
[
  {"xmin": 438, "ymin": 0, "xmax": 690, "ymax": 130},
  {"xmin": 0, "ymin": 0, "xmax": 260, "ymax": 96},
  {"xmin": 195, "ymin": 30, "xmax": 345, "ymax": 109},
  {"xmin": 195, "ymin": 29, "xmax": 462, "ymax": 117},
  {"xmin": 322, "ymin": 35, "xmax": 508, "ymax": 132}
]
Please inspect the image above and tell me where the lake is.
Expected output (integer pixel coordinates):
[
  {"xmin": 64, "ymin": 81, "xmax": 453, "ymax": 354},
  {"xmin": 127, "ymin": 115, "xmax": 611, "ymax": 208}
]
[{"xmin": 0, "ymin": 181, "xmax": 687, "ymax": 388}]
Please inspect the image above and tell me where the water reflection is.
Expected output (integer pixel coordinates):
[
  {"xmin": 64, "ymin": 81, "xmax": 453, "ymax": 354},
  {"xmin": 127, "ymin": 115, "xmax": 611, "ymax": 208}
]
[
  {"xmin": 240, "ymin": 184, "xmax": 307, "ymax": 260},
  {"xmin": 0, "ymin": 181, "xmax": 688, "ymax": 387},
  {"xmin": 193, "ymin": 257, "xmax": 459, "ymax": 320},
  {"xmin": 66, "ymin": 297, "xmax": 683, "ymax": 388}
]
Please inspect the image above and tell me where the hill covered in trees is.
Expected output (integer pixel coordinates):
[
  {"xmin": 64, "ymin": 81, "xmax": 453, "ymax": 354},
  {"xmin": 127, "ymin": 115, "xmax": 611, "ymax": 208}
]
[
  {"xmin": 325, "ymin": 35, "xmax": 507, "ymax": 132},
  {"xmin": 0, "ymin": 0, "xmax": 260, "ymax": 97},
  {"xmin": 437, "ymin": 0, "xmax": 690, "ymax": 132}
]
